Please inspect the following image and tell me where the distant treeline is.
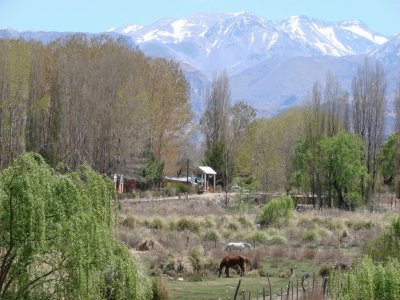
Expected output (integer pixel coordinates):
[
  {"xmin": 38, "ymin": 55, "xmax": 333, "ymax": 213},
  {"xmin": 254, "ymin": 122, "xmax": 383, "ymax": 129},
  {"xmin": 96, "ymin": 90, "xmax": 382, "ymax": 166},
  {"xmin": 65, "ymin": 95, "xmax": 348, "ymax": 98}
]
[{"xmin": 0, "ymin": 35, "xmax": 191, "ymax": 176}]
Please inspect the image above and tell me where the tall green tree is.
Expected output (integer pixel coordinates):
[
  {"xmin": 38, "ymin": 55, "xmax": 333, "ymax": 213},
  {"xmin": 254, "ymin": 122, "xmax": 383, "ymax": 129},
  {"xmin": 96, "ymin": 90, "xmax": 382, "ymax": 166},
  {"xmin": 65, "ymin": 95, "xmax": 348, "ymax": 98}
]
[{"xmin": 319, "ymin": 132, "xmax": 369, "ymax": 209}]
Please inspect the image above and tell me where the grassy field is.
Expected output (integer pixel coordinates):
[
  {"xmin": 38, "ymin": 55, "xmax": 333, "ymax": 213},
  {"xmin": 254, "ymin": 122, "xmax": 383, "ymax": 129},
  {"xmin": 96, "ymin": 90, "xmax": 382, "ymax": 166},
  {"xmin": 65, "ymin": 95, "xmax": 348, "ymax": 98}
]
[{"xmin": 118, "ymin": 193, "xmax": 398, "ymax": 299}]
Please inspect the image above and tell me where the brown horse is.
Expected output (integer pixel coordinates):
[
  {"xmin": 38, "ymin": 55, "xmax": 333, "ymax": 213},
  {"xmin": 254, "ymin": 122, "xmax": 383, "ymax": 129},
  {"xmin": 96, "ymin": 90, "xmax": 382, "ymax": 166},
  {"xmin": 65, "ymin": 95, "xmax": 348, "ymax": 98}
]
[{"xmin": 218, "ymin": 255, "xmax": 251, "ymax": 277}]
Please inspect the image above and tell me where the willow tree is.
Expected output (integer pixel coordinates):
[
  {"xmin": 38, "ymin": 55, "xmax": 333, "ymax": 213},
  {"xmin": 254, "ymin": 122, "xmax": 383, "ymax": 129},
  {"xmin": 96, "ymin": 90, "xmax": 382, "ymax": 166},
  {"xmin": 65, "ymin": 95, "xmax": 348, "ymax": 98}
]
[{"xmin": 0, "ymin": 153, "xmax": 152, "ymax": 299}]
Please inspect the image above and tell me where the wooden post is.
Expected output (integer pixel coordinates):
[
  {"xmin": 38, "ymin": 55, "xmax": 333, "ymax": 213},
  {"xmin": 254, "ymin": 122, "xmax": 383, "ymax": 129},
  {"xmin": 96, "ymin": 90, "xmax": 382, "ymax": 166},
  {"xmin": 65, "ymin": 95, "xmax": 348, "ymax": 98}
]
[
  {"xmin": 296, "ymin": 278, "xmax": 298, "ymax": 300},
  {"xmin": 234, "ymin": 279, "xmax": 242, "ymax": 300},
  {"xmin": 263, "ymin": 287, "xmax": 265, "ymax": 300},
  {"xmin": 186, "ymin": 236, "xmax": 189, "ymax": 249},
  {"xmin": 280, "ymin": 288, "xmax": 283, "ymax": 300},
  {"xmin": 267, "ymin": 273, "xmax": 272, "ymax": 300},
  {"xmin": 312, "ymin": 272, "xmax": 315, "ymax": 291},
  {"xmin": 292, "ymin": 278, "xmax": 294, "ymax": 300},
  {"xmin": 248, "ymin": 291, "xmax": 251, "ymax": 300},
  {"xmin": 322, "ymin": 276, "xmax": 328, "ymax": 299}
]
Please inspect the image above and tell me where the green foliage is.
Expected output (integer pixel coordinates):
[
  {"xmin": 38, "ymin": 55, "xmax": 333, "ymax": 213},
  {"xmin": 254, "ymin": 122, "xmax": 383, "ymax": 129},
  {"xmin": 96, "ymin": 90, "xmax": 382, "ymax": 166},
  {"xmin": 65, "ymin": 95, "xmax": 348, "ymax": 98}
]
[
  {"xmin": 367, "ymin": 216, "xmax": 400, "ymax": 262},
  {"xmin": 139, "ymin": 149, "xmax": 164, "ymax": 190},
  {"xmin": 319, "ymin": 132, "xmax": 369, "ymax": 208},
  {"xmin": 293, "ymin": 132, "xmax": 369, "ymax": 209},
  {"xmin": 175, "ymin": 218, "xmax": 200, "ymax": 233},
  {"xmin": 203, "ymin": 142, "xmax": 232, "ymax": 187},
  {"xmin": 379, "ymin": 133, "xmax": 397, "ymax": 186},
  {"xmin": 329, "ymin": 256, "xmax": 400, "ymax": 300},
  {"xmin": 204, "ymin": 230, "xmax": 220, "ymax": 242},
  {"xmin": 249, "ymin": 232, "xmax": 268, "ymax": 244},
  {"xmin": 152, "ymin": 277, "xmax": 169, "ymax": 300},
  {"xmin": 256, "ymin": 195, "xmax": 294, "ymax": 226},
  {"xmin": 188, "ymin": 248, "xmax": 203, "ymax": 271},
  {"xmin": 319, "ymin": 263, "xmax": 333, "ymax": 277},
  {"xmin": 303, "ymin": 230, "xmax": 320, "ymax": 243},
  {"xmin": 0, "ymin": 153, "xmax": 151, "ymax": 299}
]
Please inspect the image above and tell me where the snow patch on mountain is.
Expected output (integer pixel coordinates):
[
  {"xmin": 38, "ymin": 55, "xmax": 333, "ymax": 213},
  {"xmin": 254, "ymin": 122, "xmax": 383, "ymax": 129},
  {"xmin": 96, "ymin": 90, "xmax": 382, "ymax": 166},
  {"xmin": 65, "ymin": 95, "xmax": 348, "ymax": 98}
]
[{"xmin": 340, "ymin": 21, "xmax": 387, "ymax": 45}]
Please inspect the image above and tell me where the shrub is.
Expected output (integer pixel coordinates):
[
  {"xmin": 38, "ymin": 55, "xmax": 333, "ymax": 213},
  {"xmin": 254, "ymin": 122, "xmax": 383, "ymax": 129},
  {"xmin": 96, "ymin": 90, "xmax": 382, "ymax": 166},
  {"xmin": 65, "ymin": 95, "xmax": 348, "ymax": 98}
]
[
  {"xmin": 176, "ymin": 218, "xmax": 200, "ymax": 233},
  {"xmin": 228, "ymin": 221, "xmax": 240, "ymax": 231},
  {"xmin": 121, "ymin": 215, "xmax": 138, "ymax": 229},
  {"xmin": 237, "ymin": 216, "xmax": 253, "ymax": 228},
  {"xmin": 266, "ymin": 235, "xmax": 287, "ymax": 245},
  {"xmin": 152, "ymin": 277, "xmax": 169, "ymax": 300},
  {"xmin": 256, "ymin": 195, "xmax": 294, "ymax": 226},
  {"xmin": 367, "ymin": 216, "xmax": 400, "ymax": 262},
  {"xmin": 204, "ymin": 230, "xmax": 220, "ymax": 242},
  {"xmin": 319, "ymin": 263, "xmax": 333, "ymax": 277},
  {"xmin": 250, "ymin": 232, "xmax": 268, "ymax": 244},
  {"xmin": 303, "ymin": 229, "xmax": 319, "ymax": 243},
  {"xmin": 151, "ymin": 218, "xmax": 164, "ymax": 230},
  {"xmin": 329, "ymin": 256, "xmax": 400, "ymax": 300},
  {"xmin": 188, "ymin": 248, "xmax": 203, "ymax": 271}
]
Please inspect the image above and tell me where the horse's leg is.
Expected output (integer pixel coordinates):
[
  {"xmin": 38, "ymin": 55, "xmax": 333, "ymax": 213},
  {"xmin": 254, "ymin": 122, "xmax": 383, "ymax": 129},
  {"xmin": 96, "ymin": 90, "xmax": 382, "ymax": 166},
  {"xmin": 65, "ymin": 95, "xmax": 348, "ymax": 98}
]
[
  {"xmin": 225, "ymin": 267, "xmax": 229, "ymax": 278},
  {"xmin": 239, "ymin": 265, "xmax": 244, "ymax": 277},
  {"xmin": 218, "ymin": 266, "xmax": 222, "ymax": 277}
]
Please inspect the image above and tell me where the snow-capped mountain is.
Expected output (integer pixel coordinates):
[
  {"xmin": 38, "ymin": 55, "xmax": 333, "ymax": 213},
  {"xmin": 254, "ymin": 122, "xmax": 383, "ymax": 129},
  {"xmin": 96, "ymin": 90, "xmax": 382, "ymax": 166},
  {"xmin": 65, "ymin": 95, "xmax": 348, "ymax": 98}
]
[
  {"xmin": 371, "ymin": 34, "xmax": 400, "ymax": 65},
  {"xmin": 110, "ymin": 12, "xmax": 388, "ymax": 77}
]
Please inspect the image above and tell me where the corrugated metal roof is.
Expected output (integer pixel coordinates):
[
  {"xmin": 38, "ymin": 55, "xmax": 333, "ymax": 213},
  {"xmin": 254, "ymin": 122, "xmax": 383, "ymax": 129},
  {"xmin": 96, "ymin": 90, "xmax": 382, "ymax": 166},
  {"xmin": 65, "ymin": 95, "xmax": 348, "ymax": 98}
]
[{"xmin": 198, "ymin": 166, "xmax": 217, "ymax": 175}]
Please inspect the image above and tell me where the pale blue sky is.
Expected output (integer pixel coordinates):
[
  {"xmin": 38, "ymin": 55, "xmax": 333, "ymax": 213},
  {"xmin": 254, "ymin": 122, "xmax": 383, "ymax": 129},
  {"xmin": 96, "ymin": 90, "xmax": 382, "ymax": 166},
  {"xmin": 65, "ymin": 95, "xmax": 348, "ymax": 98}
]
[{"xmin": 0, "ymin": 0, "xmax": 399, "ymax": 36}]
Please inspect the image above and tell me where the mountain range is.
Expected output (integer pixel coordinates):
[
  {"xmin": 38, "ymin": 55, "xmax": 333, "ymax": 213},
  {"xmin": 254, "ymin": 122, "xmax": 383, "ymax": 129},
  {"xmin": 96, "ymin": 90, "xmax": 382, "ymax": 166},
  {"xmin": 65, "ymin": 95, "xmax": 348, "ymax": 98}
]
[{"xmin": 1, "ymin": 12, "xmax": 400, "ymax": 118}]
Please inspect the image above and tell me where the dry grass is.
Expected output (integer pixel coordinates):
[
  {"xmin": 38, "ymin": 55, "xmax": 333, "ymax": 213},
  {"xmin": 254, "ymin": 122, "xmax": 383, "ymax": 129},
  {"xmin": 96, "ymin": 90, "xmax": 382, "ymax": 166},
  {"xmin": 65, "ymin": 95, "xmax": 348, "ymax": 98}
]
[{"xmin": 118, "ymin": 196, "xmax": 396, "ymax": 287}]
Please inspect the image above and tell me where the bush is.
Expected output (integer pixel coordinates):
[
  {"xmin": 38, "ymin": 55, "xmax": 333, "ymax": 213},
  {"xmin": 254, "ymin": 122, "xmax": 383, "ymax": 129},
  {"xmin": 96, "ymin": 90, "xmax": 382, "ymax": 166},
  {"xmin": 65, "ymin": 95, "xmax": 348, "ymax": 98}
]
[
  {"xmin": 175, "ymin": 218, "xmax": 200, "ymax": 233},
  {"xmin": 367, "ymin": 216, "xmax": 400, "ymax": 262},
  {"xmin": 266, "ymin": 235, "xmax": 287, "ymax": 245},
  {"xmin": 121, "ymin": 215, "xmax": 138, "ymax": 229},
  {"xmin": 204, "ymin": 230, "xmax": 220, "ymax": 242},
  {"xmin": 188, "ymin": 248, "xmax": 203, "ymax": 271},
  {"xmin": 151, "ymin": 218, "xmax": 164, "ymax": 230},
  {"xmin": 319, "ymin": 263, "xmax": 333, "ymax": 277},
  {"xmin": 250, "ymin": 232, "xmax": 268, "ymax": 244},
  {"xmin": 329, "ymin": 256, "xmax": 400, "ymax": 300},
  {"xmin": 237, "ymin": 216, "xmax": 253, "ymax": 228},
  {"xmin": 256, "ymin": 195, "xmax": 294, "ymax": 226},
  {"xmin": 152, "ymin": 277, "xmax": 169, "ymax": 300},
  {"xmin": 303, "ymin": 230, "xmax": 319, "ymax": 243}
]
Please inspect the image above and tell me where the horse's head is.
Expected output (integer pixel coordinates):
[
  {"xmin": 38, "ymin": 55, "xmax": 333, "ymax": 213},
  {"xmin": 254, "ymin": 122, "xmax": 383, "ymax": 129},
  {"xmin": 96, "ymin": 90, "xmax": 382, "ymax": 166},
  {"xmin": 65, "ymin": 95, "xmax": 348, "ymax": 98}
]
[{"xmin": 244, "ymin": 242, "xmax": 252, "ymax": 249}]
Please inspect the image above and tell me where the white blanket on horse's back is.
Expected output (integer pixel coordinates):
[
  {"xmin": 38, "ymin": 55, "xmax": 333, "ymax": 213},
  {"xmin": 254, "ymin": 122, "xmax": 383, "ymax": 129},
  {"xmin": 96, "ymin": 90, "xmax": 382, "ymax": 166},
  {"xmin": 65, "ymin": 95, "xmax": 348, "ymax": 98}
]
[{"xmin": 225, "ymin": 242, "xmax": 251, "ymax": 251}]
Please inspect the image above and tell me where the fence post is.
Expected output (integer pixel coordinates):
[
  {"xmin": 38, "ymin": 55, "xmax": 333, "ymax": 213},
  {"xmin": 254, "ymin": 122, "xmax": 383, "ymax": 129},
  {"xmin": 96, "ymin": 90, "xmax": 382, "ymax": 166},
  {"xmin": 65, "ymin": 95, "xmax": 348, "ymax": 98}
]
[
  {"xmin": 292, "ymin": 278, "xmax": 294, "ymax": 300},
  {"xmin": 296, "ymin": 278, "xmax": 298, "ymax": 300},
  {"xmin": 267, "ymin": 273, "xmax": 272, "ymax": 300},
  {"xmin": 263, "ymin": 287, "xmax": 265, "ymax": 300},
  {"xmin": 312, "ymin": 272, "xmax": 315, "ymax": 291},
  {"xmin": 186, "ymin": 236, "xmax": 189, "ymax": 249},
  {"xmin": 322, "ymin": 276, "xmax": 328, "ymax": 299},
  {"xmin": 234, "ymin": 279, "xmax": 242, "ymax": 300},
  {"xmin": 281, "ymin": 288, "xmax": 283, "ymax": 300}
]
